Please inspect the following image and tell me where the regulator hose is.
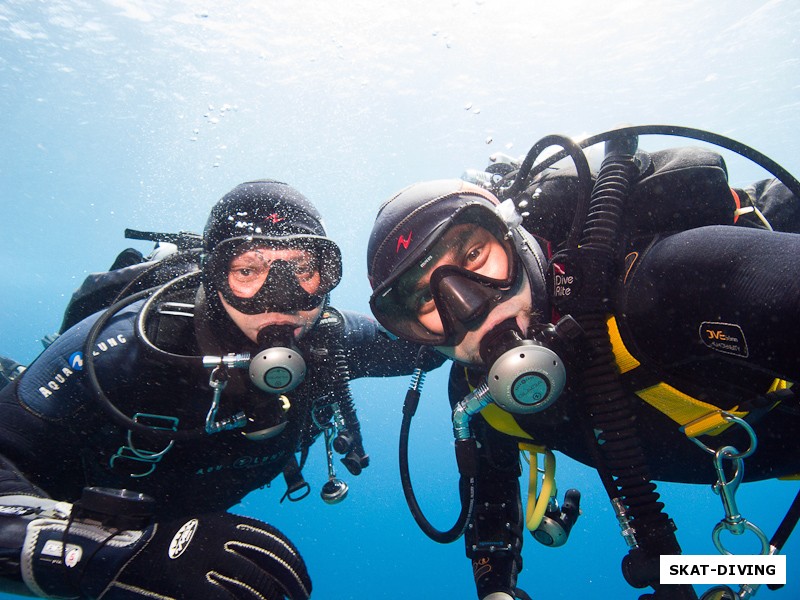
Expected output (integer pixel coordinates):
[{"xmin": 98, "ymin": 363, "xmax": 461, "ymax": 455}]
[
  {"xmin": 329, "ymin": 338, "xmax": 370, "ymax": 476},
  {"xmin": 84, "ymin": 270, "xmax": 248, "ymax": 443},
  {"xmin": 501, "ymin": 124, "xmax": 800, "ymax": 202},
  {"xmin": 83, "ymin": 284, "xmax": 208, "ymax": 443}
]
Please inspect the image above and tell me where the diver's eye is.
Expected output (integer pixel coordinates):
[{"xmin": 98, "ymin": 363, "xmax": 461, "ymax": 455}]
[
  {"xmin": 230, "ymin": 264, "xmax": 266, "ymax": 282},
  {"xmin": 413, "ymin": 289, "xmax": 436, "ymax": 316},
  {"xmin": 292, "ymin": 261, "xmax": 317, "ymax": 282},
  {"xmin": 462, "ymin": 243, "xmax": 489, "ymax": 271}
]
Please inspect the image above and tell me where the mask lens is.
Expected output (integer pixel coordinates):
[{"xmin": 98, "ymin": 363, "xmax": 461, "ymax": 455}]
[
  {"xmin": 210, "ymin": 240, "xmax": 339, "ymax": 314},
  {"xmin": 227, "ymin": 247, "xmax": 321, "ymax": 298},
  {"xmin": 370, "ymin": 208, "xmax": 519, "ymax": 345}
]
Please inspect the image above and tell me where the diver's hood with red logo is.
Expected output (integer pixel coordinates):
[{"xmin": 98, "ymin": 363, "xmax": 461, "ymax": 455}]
[
  {"xmin": 366, "ymin": 178, "xmax": 550, "ymax": 320},
  {"xmin": 203, "ymin": 179, "xmax": 342, "ymax": 313}
]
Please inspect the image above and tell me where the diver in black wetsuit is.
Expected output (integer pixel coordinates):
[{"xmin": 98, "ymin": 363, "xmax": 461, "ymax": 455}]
[
  {"xmin": 0, "ymin": 180, "xmax": 436, "ymax": 599},
  {"xmin": 365, "ymin": 132, "xmax": 800, "ymax": 600}
]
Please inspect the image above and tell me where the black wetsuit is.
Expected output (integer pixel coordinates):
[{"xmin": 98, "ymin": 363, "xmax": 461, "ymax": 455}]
[
  {"xmin": 454, "ymin": 147, "xmax": 800, "ymax": 599},
  {"xmin": 0, "ymin": 283, "xmax": 425, "ymax": 517}
]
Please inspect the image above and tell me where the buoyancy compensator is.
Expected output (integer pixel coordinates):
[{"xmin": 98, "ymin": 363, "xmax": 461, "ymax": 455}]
[
  {"xmin": 64, "ymin": 227, "xmax": 368, "ymax": 506},
  {"xmin": 456, "ymin": 126, "xmax": 800, "ymax": 599}
]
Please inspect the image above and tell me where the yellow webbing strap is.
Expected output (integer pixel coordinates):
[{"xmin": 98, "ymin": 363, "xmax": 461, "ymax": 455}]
[
  {"xmin": 607, "ymin": 316, "xmax": 640, "ymax": 374},
  {"xmin": 607, "ymin": 317, "xmax": 793, "ymax": 438},
  {"xmin": 480, "ymin": 404, "xmax": 535, "ymax": 441},
  {"xmin": 636, "ymin": 383, "xmax": 748, "ymax": 437}
]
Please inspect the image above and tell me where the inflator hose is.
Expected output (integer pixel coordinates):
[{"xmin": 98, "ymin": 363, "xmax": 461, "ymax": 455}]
[
  {"xmin": 398, "ymin": 382, "xmax": 476, "ymax": 544},
  {"xmin": 552, "ymin": 134, "xmax": 697, "ymax": 600},
  {"xmin": 326, "ymin": 315, "xmax": 369, "ymax": 475}
]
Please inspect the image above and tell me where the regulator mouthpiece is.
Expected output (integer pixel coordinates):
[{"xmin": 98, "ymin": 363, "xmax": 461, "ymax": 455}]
[
  {"xmin": 479, "ymin": 319, "xmax": 566, "ymax": 414},
  {"xmin": 532, "ymin": 488, "xmax": 581, "ymax": 547},
  {"xmin": 320, "ymin": 478, "xmax": 349, "ymax": 504},
  {"xmin": 249, "ymin": 325, "xmax": 307, "ymax": 394}
]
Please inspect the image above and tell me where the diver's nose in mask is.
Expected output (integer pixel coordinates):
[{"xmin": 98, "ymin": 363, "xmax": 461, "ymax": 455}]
[{"xmin": 430, "ymin": 265, "xmax": 505, "ymax": 331}]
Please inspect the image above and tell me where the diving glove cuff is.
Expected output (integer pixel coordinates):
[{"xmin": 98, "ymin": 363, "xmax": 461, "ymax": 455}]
[{"xmin": 21, "ymin": 508, "xmax": 153, "ymax": 599}]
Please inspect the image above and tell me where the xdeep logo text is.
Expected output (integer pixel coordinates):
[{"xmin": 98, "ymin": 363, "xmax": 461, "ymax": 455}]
[
  {"xmin": 660, "ymin": 555, "xmax": 785, "ymax": 584},
  {"xmin": 699, "ymin": 321, "xmax": 748, "ymax": 358}
]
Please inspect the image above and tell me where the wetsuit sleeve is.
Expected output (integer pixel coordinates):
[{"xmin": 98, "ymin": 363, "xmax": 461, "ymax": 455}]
[
  {"xmin": 449, "ymin": 365, "xmax": 524, "ymax": 599},
  {"xmin": 337, "ymin": 309, "xmax": 445, "ymax": 378}
]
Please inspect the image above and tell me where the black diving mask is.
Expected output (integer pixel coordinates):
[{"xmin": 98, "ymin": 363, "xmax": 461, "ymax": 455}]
[
  {"xmin": 209, "ymin": 239, "xmax": 340, "ymax": 315},
  {"xmin": 370, "ymin": 205, "xmax": 524, "ymax": 346}
]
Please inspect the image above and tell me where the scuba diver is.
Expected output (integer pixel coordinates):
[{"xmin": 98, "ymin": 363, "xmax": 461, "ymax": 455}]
[
  {"xmin": 0, "ymin": 179, "xmax": 438, "ymax": 599},
  {"xmin": 365, "ymin": 126, "xmax": 800, "ymax": 600}
]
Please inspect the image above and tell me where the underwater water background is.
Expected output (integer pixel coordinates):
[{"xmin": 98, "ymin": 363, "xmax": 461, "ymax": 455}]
[{"xmin": 1, "ymin": 0, "xmax": 799, "ymax": 598}]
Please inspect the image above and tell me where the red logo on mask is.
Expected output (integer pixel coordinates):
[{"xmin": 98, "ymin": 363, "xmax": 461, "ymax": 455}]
[
  {"xmin": 396, "ymin": 231, "xmax": 412, "ymax": 252},
  {"xmin": 265, "ymin": 213, "xmax": 284, "ymax": 224}
]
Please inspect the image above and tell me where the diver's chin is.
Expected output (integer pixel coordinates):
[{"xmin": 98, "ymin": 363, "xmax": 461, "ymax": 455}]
[{"xmin": 434, "ymin": 343, "xmax": 486, "ymax": 369}]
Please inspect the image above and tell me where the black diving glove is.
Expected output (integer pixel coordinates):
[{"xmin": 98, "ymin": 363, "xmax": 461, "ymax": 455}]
[{"xmin": 17, "ymin": 499, "xmax": 311, "ymax": 599}]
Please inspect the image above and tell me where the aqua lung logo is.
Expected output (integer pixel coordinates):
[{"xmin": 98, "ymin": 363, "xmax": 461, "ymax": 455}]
[
  {"xmin": 69, "ymin": 352, "xmax": 83, "ymax": 370},
  {"xmin": 699, "ymin": 322, "xmax": 748, "ymax": 358},
  {"xmin": 396, "ymin": 231, "xmax": 413, "ymax": 252},
  {"xmin": 265, "ymin": 212, "xmax": 284, "ymax": 224},
  {"xmin": 37, "ymin": 334, "xmax": 127, "ymax": 398},
  {"xmin": 168, "ymin": 519, "xmax": 198, "ymax": 559},
  {"xmin": 195, "ymin": 452, "xmax": 284, "ymax": 475}
]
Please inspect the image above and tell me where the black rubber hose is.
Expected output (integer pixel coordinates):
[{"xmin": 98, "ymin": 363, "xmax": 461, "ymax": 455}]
[
  {"xmin": 398, "ymin": 385, "xmax": 475, "ymax": 544},
  {"xmin": 133, "ymin": 271, "xmax": 206, "ymax": 366},
  {"xmin": 766, "ymin": 487, "xmax": 800, "ymax": 591},
  {"xmin": 509, "ymin": 124, "xmax": 800, "ymax": 201},
  {"xmin": 330, "ymin": 343, "xmax": 370, "ymax": 475},
  {"xmin": 83, "ymin": 287, "xmax": 207, "ymax": 443},
  {"xmin": 567, "ymin": 138, "xmax": 696, "ymax": 599},
  {"xmin": 771, "ymin": 488, "xmax": 800, "ymax": 552},
  {"xmin": 505, "ymin": 135, "xmax": 594, "ymax": 250}
]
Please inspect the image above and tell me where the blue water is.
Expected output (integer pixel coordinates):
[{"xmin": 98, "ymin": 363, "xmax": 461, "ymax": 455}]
[{"xmin": 1, "ymin": 1, "xmax": 799, "ymax": 598}]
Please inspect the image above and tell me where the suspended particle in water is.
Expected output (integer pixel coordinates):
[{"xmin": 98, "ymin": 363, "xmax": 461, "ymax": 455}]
[{"xmin": 485, "ymin": 136, "xmax": 493, "ymax": 144}]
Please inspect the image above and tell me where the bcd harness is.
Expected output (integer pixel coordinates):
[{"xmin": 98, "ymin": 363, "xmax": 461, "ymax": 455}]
[{"xmin": 474, "ymin": 314, "xmax": 797, "ymax": 538}]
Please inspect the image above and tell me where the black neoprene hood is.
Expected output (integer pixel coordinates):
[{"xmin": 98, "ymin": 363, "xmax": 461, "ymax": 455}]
[
  {"xmin": 204, "ymin": 179, "xmax": 331, "ymax": 252},
  {"xmin": 202, "ymin": 179, "xmax": 343, "ymax": 309},
  {"xmin": 367, "ymin": 179, "xmax": 501, "ymax": 291}
]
